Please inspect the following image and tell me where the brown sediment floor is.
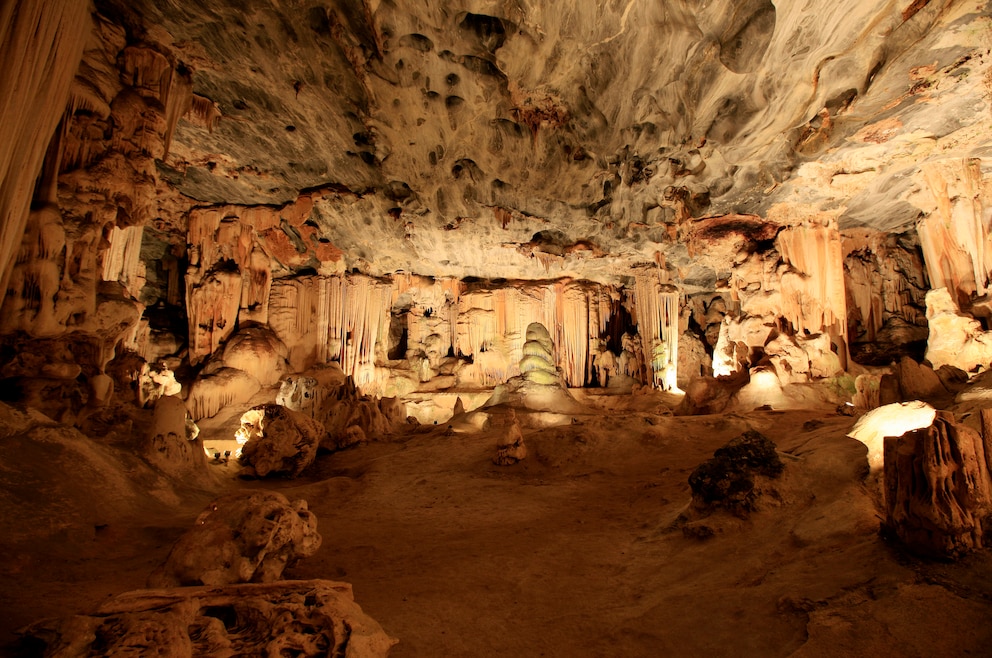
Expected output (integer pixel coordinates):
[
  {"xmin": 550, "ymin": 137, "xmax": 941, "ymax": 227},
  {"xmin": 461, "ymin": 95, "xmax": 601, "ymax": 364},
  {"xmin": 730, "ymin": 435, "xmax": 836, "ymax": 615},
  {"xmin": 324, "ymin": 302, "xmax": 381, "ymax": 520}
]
[{"xmin": 2, "ymin": 398, "xmax": 992, "ymax": 657}]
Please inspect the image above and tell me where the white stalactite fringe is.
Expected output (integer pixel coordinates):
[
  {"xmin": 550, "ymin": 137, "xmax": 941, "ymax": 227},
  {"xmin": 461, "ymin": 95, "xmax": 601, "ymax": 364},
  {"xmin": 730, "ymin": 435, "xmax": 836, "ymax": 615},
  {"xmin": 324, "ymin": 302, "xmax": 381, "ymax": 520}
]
[
  {"xmin": 267, "ymin": 274, "xmax": 392, "ymax": 387},
  {"xmin": 208, "ymin": 266, "xmax": 625, "ymax": 393},
  {"xmin": 633, "ymin": 277, "xmax": 679, "ymax": 391},
  {"xmin": 0, "ymin": 0, "xmax": 89, "ymax": 308},
  {"xmin": 776, "ymin": 223, "xmax": 848, "ymax": 339},
  {"xmin": 337, "ymin": 275, "xmax": 393, "ymax": 387},
  {"xmin": 454, "ymin": 281, "xmax": 613, "ymax": 387},
  {"xmin": 102, "ymin": 225, "xmax": 145, "ymax": 298},
  {"xmin": 917, "ymin": 159, "xmax": 992, "ymax": 304}
]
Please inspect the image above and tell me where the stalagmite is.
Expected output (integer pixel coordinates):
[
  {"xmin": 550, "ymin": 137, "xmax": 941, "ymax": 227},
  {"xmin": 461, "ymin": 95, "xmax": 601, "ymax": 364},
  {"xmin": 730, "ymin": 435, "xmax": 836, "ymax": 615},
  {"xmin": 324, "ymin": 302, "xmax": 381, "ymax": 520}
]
[{"xmin": 883, "ymin": 411, "xmax": 992, "ymax": 558}]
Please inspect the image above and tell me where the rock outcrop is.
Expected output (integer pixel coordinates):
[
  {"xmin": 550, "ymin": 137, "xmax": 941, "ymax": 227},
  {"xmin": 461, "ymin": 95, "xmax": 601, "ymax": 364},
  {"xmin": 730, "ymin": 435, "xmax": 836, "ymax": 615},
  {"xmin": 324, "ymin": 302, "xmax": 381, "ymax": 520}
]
[
  {"xmin": 237, "ymin": 405, "xmax": 326, "ymax": 478},
  {"xmin": 149, "ymin": 490, "xmax": 321, "ymax": 588},
  {"xmin": 493, "ymin": 409, "xmax": 527, "ymax": 466},
  {"xmin": 20, "ymin": 580, "xmax": 397, "ymax": 658},
  {"xmin": 882, "ymin": 411, "xmax": 992, "ymax": 558}
]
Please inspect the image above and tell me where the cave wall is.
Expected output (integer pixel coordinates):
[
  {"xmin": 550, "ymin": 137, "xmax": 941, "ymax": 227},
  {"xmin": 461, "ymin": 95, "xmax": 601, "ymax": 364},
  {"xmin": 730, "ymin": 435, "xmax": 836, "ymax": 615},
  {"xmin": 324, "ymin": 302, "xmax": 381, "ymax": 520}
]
[{"xmin": 3, "ymin": 2, "xmax": 992, "ymax": 417}]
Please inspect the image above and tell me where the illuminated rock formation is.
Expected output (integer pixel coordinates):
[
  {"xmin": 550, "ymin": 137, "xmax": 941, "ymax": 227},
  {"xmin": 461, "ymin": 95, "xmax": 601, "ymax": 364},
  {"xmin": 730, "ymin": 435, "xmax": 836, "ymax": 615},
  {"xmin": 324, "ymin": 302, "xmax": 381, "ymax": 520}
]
[
  {"xmin": 520, "ymin": 322, "xmax": 558, "ymax": 386},
  {"xmin": 187, "ymin": 368, "xmax": 261, "ymax": 421},
  {"xmin": 925, "ymin": 288, "xmax": 992, "ymax": 374},
  {"xmin": 914, "ymin": 159, "xmax": 992, "ymax": 304},
  {"xmin": 5, "ymin": 2, "xmax": 992, "ymax": 654},
  {"xmin": 0, "ymin": 0, "xmax": 89, "ymax": 308},
  {"xmin": 142, "ymin": 395, "xmax": 205, "ymax": 479},
  {"xmin": 237, "ymin": 405, "xmax": 326, "ymax": 478},
  {"xmin": 849, "ymin": 401, "xmax": 937, "ymax": 473}
]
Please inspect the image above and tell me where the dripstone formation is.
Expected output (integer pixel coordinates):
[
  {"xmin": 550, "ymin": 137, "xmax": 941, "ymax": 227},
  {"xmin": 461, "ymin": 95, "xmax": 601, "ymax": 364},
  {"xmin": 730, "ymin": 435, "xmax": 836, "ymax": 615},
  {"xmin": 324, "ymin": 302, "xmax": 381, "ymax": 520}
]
[{"xmin": 5, "ymin": 1, "xmax": 992, "ymax": 655}]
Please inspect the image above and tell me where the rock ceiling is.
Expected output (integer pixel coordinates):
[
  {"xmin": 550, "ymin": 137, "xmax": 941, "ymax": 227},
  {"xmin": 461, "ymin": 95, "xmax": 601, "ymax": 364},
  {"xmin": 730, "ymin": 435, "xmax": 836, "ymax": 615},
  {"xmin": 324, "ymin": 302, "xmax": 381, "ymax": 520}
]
[{"xmin": 91, "ymin": 0, "xmax": 992, "ymax": 286}]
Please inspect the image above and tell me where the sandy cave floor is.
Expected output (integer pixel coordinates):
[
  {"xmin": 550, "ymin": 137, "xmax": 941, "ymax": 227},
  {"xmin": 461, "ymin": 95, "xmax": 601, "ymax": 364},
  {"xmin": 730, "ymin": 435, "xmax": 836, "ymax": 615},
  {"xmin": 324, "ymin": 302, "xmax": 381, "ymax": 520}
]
[{"xmin": 2, "ymin": 394, "xmax": 992, "ymax": 657}]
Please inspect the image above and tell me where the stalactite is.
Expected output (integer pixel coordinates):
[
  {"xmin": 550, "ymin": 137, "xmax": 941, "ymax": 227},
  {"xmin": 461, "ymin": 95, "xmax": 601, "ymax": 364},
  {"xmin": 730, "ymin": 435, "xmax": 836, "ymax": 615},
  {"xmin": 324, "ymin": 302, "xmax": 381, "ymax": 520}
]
[
  {"xmin": 119, "ymin": 45, "xmax": 192, "ymax": 157},
  {"xmin": 916, "ymin": 159, "xmax": 992, "ymax": 305},
  {"xmin": 545, "ymin": 281, "xmax": 591, "ymax": 387},
  {"xmin": 843, "ymin": 231, "xmax": 928, "ymax": 344},
  {"xmin": 337, "ymin": 275, "xmax": 393, "ymax": 386},
  {"xmin": 101, "ymin": 225, "xmax": 145, "ymax": 299},
  {"xmin": 451, "ymin": 280, "xmax": 615, "ymax": 387},
  {"xmin": 633, "ymin": 276, "xmax": 679, "ymax": 390},
  {"xmin": 186, "ymin": 209, "xmax": 261, "ymax": 364},
  {"xmin": 240, "ymin": 244, "xmax": 271, "ymax": 324},
  {"xmin": 0, "ymin": 0, "xmax": 90, "ymax": 308},
  {"xmin": 268, "ymin": 273, "xmax": 392, "ymax": 385},
  {"xmin": 845, "ymin": 256, "xmax": 885, "ymax": 342},
  {"xmin": 391, "ymin": 274, "xmax": 458, "ymax": 364},
  {"xmin": 187, "ymin": 270, "xmax": 242, "ymax": 363},
  {"xmin": 775, "ymin": 222, "xmax": 848, "ymax": 342},
  {"xmin": 186, "ymin": 94, "xmax": 221, "ymax": 131}
]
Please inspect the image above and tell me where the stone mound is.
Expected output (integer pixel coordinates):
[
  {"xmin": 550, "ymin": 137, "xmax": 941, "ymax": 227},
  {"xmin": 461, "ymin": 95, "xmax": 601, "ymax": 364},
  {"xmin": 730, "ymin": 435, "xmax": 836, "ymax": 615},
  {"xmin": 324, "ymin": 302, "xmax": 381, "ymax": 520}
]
[{"xmin": 687, "ymin": 429, "xmax": 784, "ymax": 517}]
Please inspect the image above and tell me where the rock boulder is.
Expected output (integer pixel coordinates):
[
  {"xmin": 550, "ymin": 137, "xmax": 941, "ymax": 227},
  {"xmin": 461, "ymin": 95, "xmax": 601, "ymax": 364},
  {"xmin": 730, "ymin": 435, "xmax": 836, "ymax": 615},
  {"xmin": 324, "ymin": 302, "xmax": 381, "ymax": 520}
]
[{"xmin": 149, "ymin": 490, "xmax": 322, "ymax": 588}]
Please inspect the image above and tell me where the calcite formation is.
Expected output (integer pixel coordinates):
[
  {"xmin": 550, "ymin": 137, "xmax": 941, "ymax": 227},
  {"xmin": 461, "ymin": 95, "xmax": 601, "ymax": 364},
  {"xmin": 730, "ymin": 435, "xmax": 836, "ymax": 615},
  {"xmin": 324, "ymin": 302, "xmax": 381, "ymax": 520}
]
[
  {"xmin": 237, "ymin": 404, "xmax": 326, "ymax": 478},
  {"xmin": 493, "ymin": 409, "xmax": 527, "ymax": 466},
  {"xmin": 142, "ymin": 395, "xmax": 204, "ymax": 479},
  {"xmin": 882, "ymin": 411, "xmax": 992, "ymax": 558},
  {"xmin": 149, "ymin": 490, "xmax": 322, "ymax": 588},
  {"xmin": 276, "ymin": 372, "xmax": 401, "ymax": 451},
  {"xmin": 4, "ymin": 2, "xmax": 992, "ymax": 654},
  {"xmin": 924, "ymin": 288, "xmax": 992, "ymax": 373},
  {"xmin": 20, "ymin": 580, "xmax": 397, "ymax": 658},
  {"xmin": 848, "ymin": 401, "xmax": 937, "ymax": 473},
  {"xmin": 520, "ymin": 322, "xmax": 559, "ymax": 386},
  {"xmin": 2, "ymin": 2, "xmax": 992, "ymax": 632}
]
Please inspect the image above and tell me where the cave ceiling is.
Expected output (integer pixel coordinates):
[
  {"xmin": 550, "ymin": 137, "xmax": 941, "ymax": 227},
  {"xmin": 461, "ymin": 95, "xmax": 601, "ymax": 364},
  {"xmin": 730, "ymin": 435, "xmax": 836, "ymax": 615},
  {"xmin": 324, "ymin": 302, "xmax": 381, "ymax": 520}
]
[{"xmin": 93, "ymin": 0, "xmax": 992, "ymax": 286}]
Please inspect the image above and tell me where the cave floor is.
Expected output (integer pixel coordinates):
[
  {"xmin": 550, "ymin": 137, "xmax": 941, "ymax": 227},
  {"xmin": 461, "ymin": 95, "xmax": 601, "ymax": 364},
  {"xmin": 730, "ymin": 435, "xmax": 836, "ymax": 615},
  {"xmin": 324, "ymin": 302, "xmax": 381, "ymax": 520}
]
[{"xmin": 3, "ymin": 399, "xmax": 992, "ymax": 657}]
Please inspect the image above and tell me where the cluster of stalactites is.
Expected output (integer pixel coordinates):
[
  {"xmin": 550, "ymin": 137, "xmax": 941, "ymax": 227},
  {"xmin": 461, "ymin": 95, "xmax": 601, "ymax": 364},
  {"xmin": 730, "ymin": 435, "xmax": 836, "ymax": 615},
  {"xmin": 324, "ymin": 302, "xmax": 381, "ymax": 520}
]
[
  {"xmin": 0, "ymin": 0, "xmax": 90, "ymax": 309},
  {"xmin": 102, "ymin": 225, "xmax": 145, "ymax": 299},
  {"xmin": 916, "ymin": 158, "xmax": 992, "ymax": 306},
  {"xmin": 245, "ymin": 274, "xmax": 393, "ymax": 389},
  {"xmin": 264, "ymin": 275, "xmax": 626, "ymax": 391},
  {"xmin": 843, "ymin": 231, "xmax": 926, "ymax": 343},
  {"xmin": 775, "ymin": 222, "xmax": 848, "ymax": 341},
  {"xmin": 632, "ymin": 276, "xmax": 679, "ymax": 391},
  {"xmin": 452, "ymin": 281, "xmax": 615, "ymax": 387}
]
